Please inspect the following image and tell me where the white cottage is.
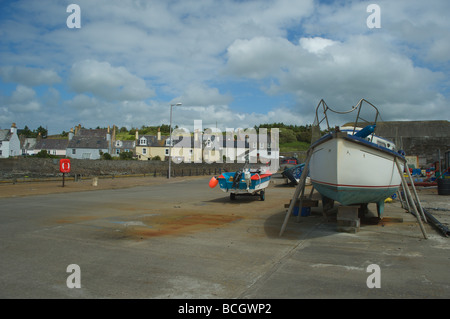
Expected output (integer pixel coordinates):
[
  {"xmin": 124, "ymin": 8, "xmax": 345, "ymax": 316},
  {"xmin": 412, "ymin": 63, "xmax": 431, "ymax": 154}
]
[
  {"xmin": 0, "ymin": 123, "xmax": 21, "ymax": 158},
  {"xmin": 66, "ymin": 126, "xmax": 112, "ymax": 159}
]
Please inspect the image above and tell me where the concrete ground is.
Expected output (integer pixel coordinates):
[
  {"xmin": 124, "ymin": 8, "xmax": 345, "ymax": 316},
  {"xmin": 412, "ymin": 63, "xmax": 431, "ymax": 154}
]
[{"xmin": 0, "ymin": 174, "xmax": 449, "ymax": 299}]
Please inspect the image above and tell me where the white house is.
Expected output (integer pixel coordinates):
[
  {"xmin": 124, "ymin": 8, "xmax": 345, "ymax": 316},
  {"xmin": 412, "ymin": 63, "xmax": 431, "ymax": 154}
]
[
  {"xmin": 0, "ymin": 123, "xmax": 21, "ymax": 158},
  {"xmin": 34, "ymin": 137, "xmax": 69, "ymax": 156},
  {"xmin": 66, "ymin": 126, "xmax": 112, "ymax": 159},
  {"xmin": 20, "ymin": 137, "xmax": 37, "ymax": 156}
]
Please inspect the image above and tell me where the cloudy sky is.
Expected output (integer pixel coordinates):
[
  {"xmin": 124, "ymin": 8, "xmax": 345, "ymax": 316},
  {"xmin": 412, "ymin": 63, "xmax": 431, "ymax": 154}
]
[{"xmin": 0, "ymin": 0, "xmax": 449, "ymax": 134}]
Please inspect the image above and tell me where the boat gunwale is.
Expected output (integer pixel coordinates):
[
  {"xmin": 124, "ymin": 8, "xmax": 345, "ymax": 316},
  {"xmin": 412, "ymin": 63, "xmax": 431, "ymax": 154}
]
[{"xmin": 310, "ymin": 131, "xmax": 406, "ymax": 162}]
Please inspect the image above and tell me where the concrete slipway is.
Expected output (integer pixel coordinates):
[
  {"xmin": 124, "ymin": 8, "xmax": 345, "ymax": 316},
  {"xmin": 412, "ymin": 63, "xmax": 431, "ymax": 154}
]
[{"xmin": 0, "ymin": 174, "xmax": 449, "ymax": 299}]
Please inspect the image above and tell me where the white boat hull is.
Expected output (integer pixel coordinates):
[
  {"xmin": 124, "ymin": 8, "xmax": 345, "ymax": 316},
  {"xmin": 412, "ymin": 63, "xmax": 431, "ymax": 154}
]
[{"xmin": 309, "ymin": 132, "xmax": 404, "ymax": 216}]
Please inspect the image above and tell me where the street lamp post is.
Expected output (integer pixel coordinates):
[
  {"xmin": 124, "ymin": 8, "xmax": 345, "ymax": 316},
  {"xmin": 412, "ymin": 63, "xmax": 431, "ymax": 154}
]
[{"xmin": 168, "ymin": 102, "xmax": 182, "ymax": 179}]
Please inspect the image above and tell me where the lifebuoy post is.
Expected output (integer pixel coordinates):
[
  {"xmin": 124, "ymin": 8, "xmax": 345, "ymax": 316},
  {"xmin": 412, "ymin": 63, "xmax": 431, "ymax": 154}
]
[{"xmin": 59, "ymin": 159, "xmax": 71, "ymax": 187}]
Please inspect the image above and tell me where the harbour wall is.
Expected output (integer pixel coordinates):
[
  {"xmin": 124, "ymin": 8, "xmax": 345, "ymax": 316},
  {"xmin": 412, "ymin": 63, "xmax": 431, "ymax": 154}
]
[
  {"xmin": 375, "ymin": 121, "xmax": 450, "ymax": 167},
  {"xmin": 0, "ymin": 157, "xmax": 246, "ymax": 180}
]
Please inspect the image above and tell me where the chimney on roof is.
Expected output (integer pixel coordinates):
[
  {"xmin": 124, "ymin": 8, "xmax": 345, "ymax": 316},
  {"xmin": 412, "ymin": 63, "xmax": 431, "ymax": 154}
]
[
  {"xmin": 10, "ymin": 123, "xmax": 17, "ymax": 134},
  {"xmin": 68, "ymin": 128, "xmax": 74, "ymax": 141},
  {"xmin": 135, "ymin": 129, "xmax": 139, "ymax": 140},
  {"xmin": 157, "ymin": 127, "xmax": 161, "ymax": 141}
]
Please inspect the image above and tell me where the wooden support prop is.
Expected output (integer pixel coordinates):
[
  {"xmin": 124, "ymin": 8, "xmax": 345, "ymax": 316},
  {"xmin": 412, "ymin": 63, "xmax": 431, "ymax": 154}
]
[
  {"xmin": 395, "ymin": 158, "xmax": 427, "ymax": 239},
  {"xmin": 400, "ymin": 177, "xmax": 412, "ymax": 213},
  {"xmin": 308, "ymin": 186, "xmax": 315, "ymax": 199},
  {"xmin": 279, "ymin": 149, "xmax": 312, "ymax": 236},
  {"xmin": 296, "ymin": 181, "xmax": 307, "ymax": 222},
  {"xmin": 396, "ymin": 185, "xmax": 405, "ymax": 210},
  {"xmin": 404, "ymin": 161, "xmax": 427, "ymax": 223}
]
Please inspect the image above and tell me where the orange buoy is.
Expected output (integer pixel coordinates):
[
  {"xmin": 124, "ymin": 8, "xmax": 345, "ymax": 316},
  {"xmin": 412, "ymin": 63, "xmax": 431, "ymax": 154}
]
[{"xmin": 209, "ymin": 176, "xmax": 219, "ymax": 188}]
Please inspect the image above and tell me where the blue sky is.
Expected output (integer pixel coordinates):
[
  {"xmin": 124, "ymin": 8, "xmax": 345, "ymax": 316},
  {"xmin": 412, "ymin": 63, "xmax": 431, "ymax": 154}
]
[{"xmin": 0, "ymin": 0, "xmax": 449, "ymax": 134}]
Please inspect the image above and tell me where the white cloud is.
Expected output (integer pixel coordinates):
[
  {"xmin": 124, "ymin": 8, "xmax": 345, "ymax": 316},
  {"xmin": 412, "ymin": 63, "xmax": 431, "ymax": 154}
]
[
  {"xmin": 5, "ymin": 85, "xmax": 41, "ymax": 112},
  {"xmin": 224, "ymin": 32, "xmax": 447, "ymax": 123},
  {"xmin": 225, "ymin": 37, "xmax": 300, "ymax": 79},
  {"xmin": 0, "ymin": 66, "xmax": 61, "ymax": 87},
  {"xmin": 68, "ymin": 60, "xmax": 155, "ymax": 101},
  {"xmin": 299, "ymin": 37, "xmax": 336, "ymax": 54},
  {"xmin": 176, "ymin": 84, "xmax": 233, "ymax": 106}
]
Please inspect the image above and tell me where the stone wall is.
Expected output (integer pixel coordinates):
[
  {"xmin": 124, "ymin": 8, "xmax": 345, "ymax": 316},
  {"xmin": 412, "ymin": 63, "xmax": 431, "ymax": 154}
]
[
  {"xmin": 0, "ymin": 157, "xmax": 246, "ymax": 180},
  {"xmin": 375, "ymin": 121, "xmax": 450, "ymax": 166}
]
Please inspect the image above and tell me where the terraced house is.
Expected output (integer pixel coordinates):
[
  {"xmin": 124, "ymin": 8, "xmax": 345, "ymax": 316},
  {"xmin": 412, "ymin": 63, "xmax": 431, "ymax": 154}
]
[
  {"xmin": 136, "ymin": 129, "xmax": 169, "ymax": 161},
  {"xmin": 34, "ymin": 136, "xmax": 68, "ymax": 156},
  {"xmin": 66, "ymin": 125, "xmax": 112, "ymax": 159}
]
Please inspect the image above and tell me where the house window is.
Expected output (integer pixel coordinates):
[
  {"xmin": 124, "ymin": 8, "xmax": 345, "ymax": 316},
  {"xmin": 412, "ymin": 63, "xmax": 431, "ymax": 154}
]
[
  {"xmin": 143, "ymin": 148, "xmax": 147, "ymax": 155},
  {"xmin": 116, "ymin": 149, "xmax": 120, "ymax": 155},
  {"xmin": 72, "ymin": 149, "xmax": 76, "ymax": 154},
  {"xmin": 140, "ymin": 138, "xmax": 146, "ymax": 145},
  {"xmin": 165, "ymin": 148, "xmax": 169, "ymax": 156}
]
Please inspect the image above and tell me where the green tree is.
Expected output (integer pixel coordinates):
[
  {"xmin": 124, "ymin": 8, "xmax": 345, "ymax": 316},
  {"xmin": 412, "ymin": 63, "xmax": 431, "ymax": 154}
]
[
  {"xmin": 119, "ymin": 151, "xmax": 133, "ymax": 160},
  {"xmin": 36, "ymin": 150, "xmax": 50, "ymax": 158},
  {"xmin": 101, "ymin": 153, "xmax": 112, "ymax": 160},
  {"xmin": 21, "ymin": 125, "xmax": 34, "ymax": 137},
  {"xmin": 279, "ymin": 128, "xmax": 297, "ymax": 144},
  {"xmin": 36, "ymin": 126, "xmax": 48, "ymax": 138}
]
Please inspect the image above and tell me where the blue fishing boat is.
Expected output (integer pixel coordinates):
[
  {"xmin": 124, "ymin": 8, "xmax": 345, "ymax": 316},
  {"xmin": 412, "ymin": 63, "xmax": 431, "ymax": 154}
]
[{"xmin": 210, "ymin": 167, "xmax": 272, "ymax": 200}]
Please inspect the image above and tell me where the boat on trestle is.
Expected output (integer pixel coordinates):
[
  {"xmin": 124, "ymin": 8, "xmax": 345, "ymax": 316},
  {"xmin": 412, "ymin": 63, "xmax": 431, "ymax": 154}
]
[{"xmin": 309, "ymin": 99, "xmax": 406, "ymax": 218}]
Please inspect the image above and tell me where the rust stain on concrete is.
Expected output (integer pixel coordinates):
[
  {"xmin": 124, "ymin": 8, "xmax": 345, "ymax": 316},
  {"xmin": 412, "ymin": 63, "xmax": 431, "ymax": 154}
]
[{"xmin": 122, "ymin": 213, "xmax": 243, "ymax": 239}]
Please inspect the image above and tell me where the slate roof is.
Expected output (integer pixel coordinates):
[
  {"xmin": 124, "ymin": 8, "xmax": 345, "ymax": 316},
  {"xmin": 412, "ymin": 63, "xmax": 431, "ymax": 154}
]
[
  {"xmin": 0, "ymin": 129, "xmax": 12, "ymax": 142},
  {"xmin": 115, "ymin": 140, "xmax": 135, "ymax": 149},
  {"xmin": 67, "ymin": 128, "xmax": 109, "ymax": 149},
  {"xmin": 21, "ymin": 138, "xmax": 37, "ymax": 150},
  {"xmin": 35, "ymin": 138, "xmax": 69, "ymax": 150},
  {"xmin": 138, "ymin": 135, "xmax": 168, "ymax": 147}
]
